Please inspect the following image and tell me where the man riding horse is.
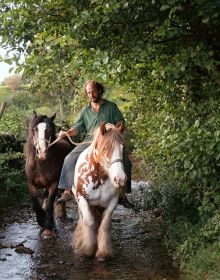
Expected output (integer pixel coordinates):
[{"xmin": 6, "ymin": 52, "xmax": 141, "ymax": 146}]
[{"xmin": 57, "ymin": 80, "xmax": 133, "ymax": 208}]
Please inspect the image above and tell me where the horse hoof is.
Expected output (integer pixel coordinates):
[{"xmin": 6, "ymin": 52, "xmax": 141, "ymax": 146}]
[
  {"xmin": 41, "ymin": 229, "xmax": 55, "ymax": 239},
  {"xmin": 96, "ymin": 253, "xmax": 111, "ymax": 262},
  {"xmin": 97, "ymin": 257, "xmax": 106, "ymax": 262}
]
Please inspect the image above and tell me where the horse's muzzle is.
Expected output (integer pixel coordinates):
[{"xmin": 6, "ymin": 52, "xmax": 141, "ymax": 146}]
[{"xmin": 37, "ymin": 150, "xmax": 47, "ymax": 160}]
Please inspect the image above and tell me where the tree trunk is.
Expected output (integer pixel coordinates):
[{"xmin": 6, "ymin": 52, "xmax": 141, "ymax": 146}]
[
  {"xmin": 58, "ymin": 93, "xmax": 65, "ymax": 121},
  {"xmin": 0, "ymin": 102, "xmax": 7, "ymax": 120}
]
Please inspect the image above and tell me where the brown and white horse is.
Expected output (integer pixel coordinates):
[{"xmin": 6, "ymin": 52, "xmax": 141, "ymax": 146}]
[
  {"xmin": 25, "ymin": 111, "xmax": 74, "ymax": 239},
  {"xmin": 72, "ymin": 122, "xmax": 127, "ymax": 261}
]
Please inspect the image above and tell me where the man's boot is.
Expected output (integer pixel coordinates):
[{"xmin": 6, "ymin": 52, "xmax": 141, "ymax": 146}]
[
  {"xmin": 118, "ymin": 188, "xmax": 134, "ymax": 209},
  {"xmin": 57, "ymin": 189, "xmax": 73, "ymax": 203}
]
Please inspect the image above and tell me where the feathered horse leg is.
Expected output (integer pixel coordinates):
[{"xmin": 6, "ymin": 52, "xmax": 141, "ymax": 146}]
[
  {"xmin": 73, "ymin": 198, "xmax": 97, "ymax": 257},
  {"xmin": 96, "ymin": 197, "xmax": 118, "ymax": 261}
]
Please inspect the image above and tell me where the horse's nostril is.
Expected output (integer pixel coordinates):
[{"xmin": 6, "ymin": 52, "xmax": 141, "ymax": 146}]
[{"xmin": 36, "ymin": 149, "xmax": 47, "ymax": 160}]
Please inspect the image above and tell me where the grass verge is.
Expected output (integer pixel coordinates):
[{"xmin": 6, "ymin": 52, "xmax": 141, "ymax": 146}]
[{"xmin": 182, "ymin": 241, "xmax": 220, "ymax": 280}]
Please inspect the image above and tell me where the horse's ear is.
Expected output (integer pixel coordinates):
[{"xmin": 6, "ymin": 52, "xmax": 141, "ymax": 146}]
[
  {"xmin": 116, "ymin": 121, "xmax": 125, "ymax": 133},
  {"xmin": 100, "ymin": 122, "xmax": 107, "ymax": 135},
  {"xmin": 32, "ymin": 111, "xmax": 37, "ymax": 119},
  {"xmin": 50, "ymin": 112, "xmax": 56, "ymax": 121}
]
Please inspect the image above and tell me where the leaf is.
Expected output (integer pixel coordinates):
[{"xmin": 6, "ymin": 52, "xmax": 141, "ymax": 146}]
[
  {"xmin": 9, "ymin": 67, "xmax": 14, "ymax": 73},
  {"xmin": 194, "ymin": 120, "xmax": 200, "ymax": 127},
  {"xmin": 103, "ymin": 56, "xmax": 109, "ymax": 64},
  {"xmin": 160, "ymin": 5, "xmax": 170, "ymax": 11},
  {"xmin": 214, "ymin": 131, "xmax": 220, "ymax": 138},
  {"xmin": 4, "ymin": 59, "xmax": 13, "ymax": 65},
  {"xmin": 202, "ymin": 17, "xmax": 209, "ymax": 23}
]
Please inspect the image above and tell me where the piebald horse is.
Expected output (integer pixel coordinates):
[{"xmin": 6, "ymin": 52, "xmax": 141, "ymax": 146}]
[
  {"xmin": 72, "ymin": 122, "xmax": 127, "ymax": 260},
  {"xmin": 25, "ymin": 111, "xmax": 74, "ymax": 239}
]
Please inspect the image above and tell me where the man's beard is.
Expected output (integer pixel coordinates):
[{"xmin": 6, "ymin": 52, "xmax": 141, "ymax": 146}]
[{"xmin": 91, "ymin": 95, "xmax": 101, "ymax": 103}]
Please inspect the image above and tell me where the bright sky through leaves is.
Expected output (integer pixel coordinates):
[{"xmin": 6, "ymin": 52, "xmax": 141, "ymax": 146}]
[{"xmin": 0, "ymin": 48, "xmax": 17, "ymax": 83}]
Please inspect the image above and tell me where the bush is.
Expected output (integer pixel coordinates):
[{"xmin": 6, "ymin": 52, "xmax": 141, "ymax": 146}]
[
  {"xmin": 0, "ymin": 135, "xmax": 28, "ymax": 208},
  {"xmin": 0, "ymin": 107, "xmax": 29, "ymax": 139},
  {"xmin": 128, "ymin": 69, "xmax": 220, "ymax": 263}
]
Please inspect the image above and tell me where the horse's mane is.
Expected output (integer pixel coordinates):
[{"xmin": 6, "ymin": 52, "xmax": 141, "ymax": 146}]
[{"xmin": 92, "ymin": 123, "xmax": 124, "ymax": 162}]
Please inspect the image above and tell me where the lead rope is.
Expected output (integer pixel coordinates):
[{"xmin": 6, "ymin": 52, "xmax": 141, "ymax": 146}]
[
  {"xmin": 48, "ymin": 131, "xmax": 92, "ymax": 147},
  {"xmin": 49, "ymin": 122, "xmax": 114, "ymax": 148}
]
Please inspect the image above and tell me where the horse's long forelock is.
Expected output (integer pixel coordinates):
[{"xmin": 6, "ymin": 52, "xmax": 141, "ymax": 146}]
[{"xmin": 93, "ymin": 126, "xmax": 124, "ymax": 162}]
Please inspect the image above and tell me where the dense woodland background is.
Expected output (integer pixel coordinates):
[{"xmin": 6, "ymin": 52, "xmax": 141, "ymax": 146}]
[{"xmin": 1, "ymin": 1, "xmax": 220, "ymax": 279}]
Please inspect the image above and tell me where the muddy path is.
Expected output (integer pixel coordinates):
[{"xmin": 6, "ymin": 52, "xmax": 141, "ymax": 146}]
[{"xmin": 0, "ymin": 182, "xmax": 179, "ymax": 280}]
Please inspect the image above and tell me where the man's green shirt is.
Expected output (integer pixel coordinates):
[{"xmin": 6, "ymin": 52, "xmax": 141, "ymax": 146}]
[{"xmin": 74, "ymin": 99, "xmax": 124, "ymax": 141}]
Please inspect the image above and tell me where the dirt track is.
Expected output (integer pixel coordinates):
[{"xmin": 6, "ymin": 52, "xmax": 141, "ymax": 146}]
[{"xmin": 0, "ymin": 182, "xmax": 179, "ymax": 280}]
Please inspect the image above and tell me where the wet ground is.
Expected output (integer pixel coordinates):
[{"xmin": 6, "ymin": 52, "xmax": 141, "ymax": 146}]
[{"xmin": 0, "ymin": 182, "xmax": 179, "ymax": 280}]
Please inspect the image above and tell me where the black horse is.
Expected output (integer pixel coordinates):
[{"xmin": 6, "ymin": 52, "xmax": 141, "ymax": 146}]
[{"xmin": 25, "ymin": 111, "xmax": 74, "ymax": 239}]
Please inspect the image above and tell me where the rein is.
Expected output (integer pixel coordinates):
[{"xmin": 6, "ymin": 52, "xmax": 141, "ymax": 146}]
[
  {"xmin": 49, "ymin": 134, "xmax": 123, "ymax": 166},
  {"xmin": 33, "ymin": 131, "xmax": 91, "ymax": 157},
  {"xmin": 33, "ymin": 123, "xmax": 121, "ymax": 160},
  {"xmin": 34, "ymin": 131, "xmax": 90, "ymax": 148},
  {"xmin": 34, "ymin": 122, "xmax": 120, "ymax": 149}
]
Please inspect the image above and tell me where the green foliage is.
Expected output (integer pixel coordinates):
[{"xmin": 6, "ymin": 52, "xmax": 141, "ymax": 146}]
[
  {"xmin": 0, "ymin": 137, "xmax": 27, "ymax": 207},
  {"xmin": 0, "ymin": 86, "xmax": 11, "ymax": 102},
  {"xmin": 10, "ymin": 90, "xmax": 32, "ymax": 110},
  {"xmin": 129, "ymin": 77, "xmax": 220, "ymax": 258},
  {"xmin": 0, "ymin": 90, "xmax": 30, "ymax": 207},
  {"xmin": 182, "ymin": 241, "xmax": 220, "ymax": 280},
  {"xmin": 166, "ymin": 212, "xmax": 220, "ymax": 262},
  {"xmin": 1, "ymin": 0, "xmax": 219, "ymax": 84},
  {"xmin": 0, "ymin": 107, "xmax": 28, "ymax": 138}
]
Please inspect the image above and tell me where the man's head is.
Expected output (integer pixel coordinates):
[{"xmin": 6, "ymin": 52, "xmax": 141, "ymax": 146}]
[{"xmin": 84, "ymin": 80, "xmax": 105, "ymax": 103}]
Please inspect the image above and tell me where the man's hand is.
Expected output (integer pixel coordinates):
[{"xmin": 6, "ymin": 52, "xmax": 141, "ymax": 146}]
[
  {"xmin": 58, "ymin": 127, "xmax": 77, "ymax": 138},
  {"xmin": 58, "ymin": 130, "xmax": 67, "ymax": 139}
]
